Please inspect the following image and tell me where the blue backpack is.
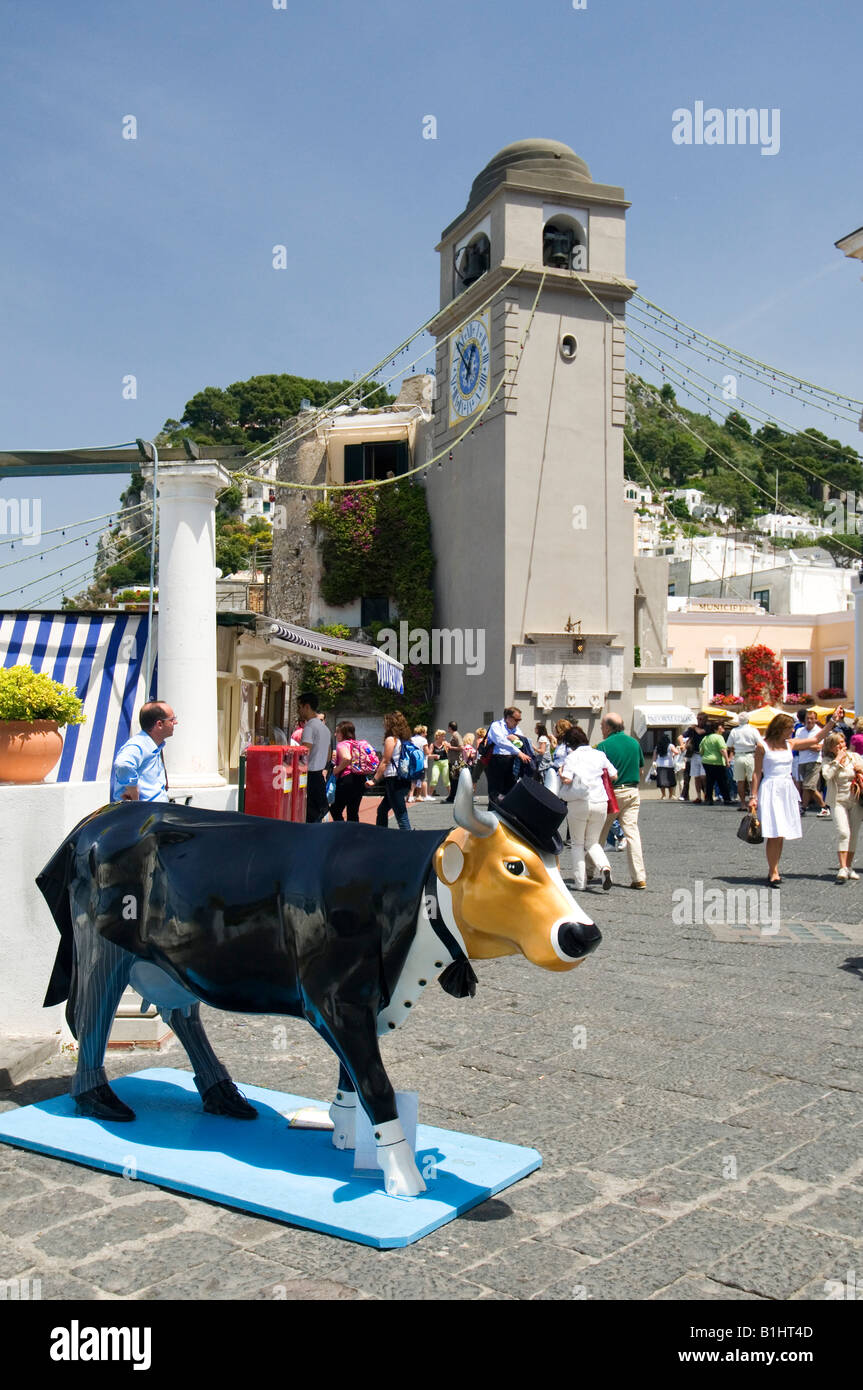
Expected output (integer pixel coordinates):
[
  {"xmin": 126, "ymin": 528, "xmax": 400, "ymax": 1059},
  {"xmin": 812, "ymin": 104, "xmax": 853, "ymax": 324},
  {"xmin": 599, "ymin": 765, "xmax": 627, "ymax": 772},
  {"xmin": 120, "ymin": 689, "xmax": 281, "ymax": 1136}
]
[{"xmin": 397, "ymin": 740, "xmax": 425, "ymax": 783}]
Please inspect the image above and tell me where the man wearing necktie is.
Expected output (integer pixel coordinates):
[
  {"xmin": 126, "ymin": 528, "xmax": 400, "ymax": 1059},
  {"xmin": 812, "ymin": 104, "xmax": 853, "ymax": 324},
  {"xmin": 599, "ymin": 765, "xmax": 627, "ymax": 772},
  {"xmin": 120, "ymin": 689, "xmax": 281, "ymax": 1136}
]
[{"xmin": 111, "ymin": 702, "xmax": 178, "ymax": 803}]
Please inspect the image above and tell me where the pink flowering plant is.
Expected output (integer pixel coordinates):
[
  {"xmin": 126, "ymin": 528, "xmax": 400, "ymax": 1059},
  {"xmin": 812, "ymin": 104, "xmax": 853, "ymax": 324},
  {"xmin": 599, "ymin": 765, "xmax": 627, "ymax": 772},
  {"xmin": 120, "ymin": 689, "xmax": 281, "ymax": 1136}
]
[{"xmin": 309, "ymin": 483, "xmax": 434, "ymax": 723}]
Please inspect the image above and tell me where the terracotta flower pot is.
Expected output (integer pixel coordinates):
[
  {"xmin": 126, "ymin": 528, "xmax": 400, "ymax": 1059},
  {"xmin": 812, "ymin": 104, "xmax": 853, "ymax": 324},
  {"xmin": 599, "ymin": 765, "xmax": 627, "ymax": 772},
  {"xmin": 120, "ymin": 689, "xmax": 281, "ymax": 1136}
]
[{"xmin": 0, "ymin": 720, "xmax": 64, "ymax": 783}]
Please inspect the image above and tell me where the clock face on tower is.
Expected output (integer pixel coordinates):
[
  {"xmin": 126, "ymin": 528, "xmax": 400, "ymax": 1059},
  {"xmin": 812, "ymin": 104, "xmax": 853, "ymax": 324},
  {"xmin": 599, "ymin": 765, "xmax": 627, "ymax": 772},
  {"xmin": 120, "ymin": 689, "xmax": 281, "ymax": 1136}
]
[{"xmin": 448, "ymin": 312, "xmax": 491, "ymax": 426}]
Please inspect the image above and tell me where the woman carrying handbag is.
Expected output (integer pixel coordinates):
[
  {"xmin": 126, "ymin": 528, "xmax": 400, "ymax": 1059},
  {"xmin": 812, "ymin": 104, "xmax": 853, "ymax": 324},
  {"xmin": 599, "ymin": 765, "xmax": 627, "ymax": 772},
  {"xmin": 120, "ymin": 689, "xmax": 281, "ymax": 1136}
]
[{"xmin": 749, "ymin": 709, "xmax": 841, "ymax": 886}]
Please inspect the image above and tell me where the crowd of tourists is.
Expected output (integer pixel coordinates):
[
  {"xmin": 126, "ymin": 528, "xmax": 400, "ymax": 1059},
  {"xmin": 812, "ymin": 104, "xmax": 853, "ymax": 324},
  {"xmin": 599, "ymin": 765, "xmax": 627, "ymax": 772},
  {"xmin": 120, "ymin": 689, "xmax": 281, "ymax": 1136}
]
[
  {"xmin": 112, "ymin": 692, "xmax": 861, "ymax": 895},
  {"xmin": 660, "ymin": 705, "xmax": 861, "ymax": 886}
]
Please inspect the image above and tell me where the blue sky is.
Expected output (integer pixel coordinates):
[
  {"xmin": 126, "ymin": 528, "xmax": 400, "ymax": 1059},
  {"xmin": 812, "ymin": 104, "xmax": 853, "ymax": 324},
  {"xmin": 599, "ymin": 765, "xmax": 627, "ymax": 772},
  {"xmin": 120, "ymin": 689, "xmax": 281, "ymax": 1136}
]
[{"xmin": 1, "ymin": 0, "xmax": 861, "ymax": 605}]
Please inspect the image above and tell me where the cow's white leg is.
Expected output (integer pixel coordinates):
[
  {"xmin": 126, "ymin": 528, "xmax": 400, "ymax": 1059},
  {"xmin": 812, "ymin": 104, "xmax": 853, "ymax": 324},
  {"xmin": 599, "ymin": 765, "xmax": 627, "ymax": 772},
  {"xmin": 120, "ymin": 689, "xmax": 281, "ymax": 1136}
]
[
  {"xmin": 329, "ymin": 1089, "xmax": 357, "ymax": 1149},
  {"xmin": 374, "ymin": 1118, "xmax": 426, "ymax": 1197}
]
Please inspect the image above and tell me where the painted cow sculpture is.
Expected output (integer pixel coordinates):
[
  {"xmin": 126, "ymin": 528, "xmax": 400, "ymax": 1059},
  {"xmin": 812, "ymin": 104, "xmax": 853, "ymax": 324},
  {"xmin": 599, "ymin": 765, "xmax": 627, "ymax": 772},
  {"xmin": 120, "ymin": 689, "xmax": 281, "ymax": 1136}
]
[{"xmin": 38, "ymin": 771, "xmax": 600, "ymax": 1197}]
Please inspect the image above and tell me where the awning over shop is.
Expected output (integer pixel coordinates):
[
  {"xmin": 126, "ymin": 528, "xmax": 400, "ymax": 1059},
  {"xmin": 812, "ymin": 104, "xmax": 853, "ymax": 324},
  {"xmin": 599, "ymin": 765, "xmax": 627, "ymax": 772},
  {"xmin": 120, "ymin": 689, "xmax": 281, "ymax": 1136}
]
[
  {"xmin": 0, "ymin": 610, "xmax": 156, "ymax": 781},
  {"xmin": 260, "ymin": 619, "xmax": 404, "ymax": 694},
  {"xmin": 632, "ymin": 704, "xmax": 697, "ymax": 738}
]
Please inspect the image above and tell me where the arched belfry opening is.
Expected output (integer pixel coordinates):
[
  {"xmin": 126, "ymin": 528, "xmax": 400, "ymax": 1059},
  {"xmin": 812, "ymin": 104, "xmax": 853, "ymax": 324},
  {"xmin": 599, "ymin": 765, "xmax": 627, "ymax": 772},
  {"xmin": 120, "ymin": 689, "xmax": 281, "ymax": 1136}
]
[
  {"xmin": 543, "ymin": 214, "xmax": 587, "ymax": 271},
  {"xmin": 454, "ymin": 232, "xmax": 490, "ymax": 290}
]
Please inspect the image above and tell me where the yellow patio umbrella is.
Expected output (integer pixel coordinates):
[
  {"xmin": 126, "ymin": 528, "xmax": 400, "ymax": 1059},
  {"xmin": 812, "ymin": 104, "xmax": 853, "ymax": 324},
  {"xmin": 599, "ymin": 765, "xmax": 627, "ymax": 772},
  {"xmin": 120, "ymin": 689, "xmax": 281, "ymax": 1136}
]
[
  {"xmin": 744, "ymin": 705, "xmax": 784, "ymax": 729},
  {"xmin": 811, "ymin": 705, "xmax": 855, "ymax": 723}
]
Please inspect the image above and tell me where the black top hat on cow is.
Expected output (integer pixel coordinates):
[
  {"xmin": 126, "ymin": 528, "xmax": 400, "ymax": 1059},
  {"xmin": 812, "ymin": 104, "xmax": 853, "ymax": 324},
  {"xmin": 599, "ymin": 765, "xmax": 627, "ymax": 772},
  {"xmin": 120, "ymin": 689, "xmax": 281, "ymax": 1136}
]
[{"xmin": 494, "ymin": 778, "xmax": 567, "ymax": 856}]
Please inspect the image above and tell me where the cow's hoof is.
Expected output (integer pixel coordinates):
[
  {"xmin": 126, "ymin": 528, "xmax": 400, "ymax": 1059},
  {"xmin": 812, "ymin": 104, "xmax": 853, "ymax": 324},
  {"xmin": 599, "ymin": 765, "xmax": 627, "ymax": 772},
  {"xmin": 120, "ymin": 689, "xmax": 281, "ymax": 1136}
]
[
  {"xmin": 329, "ymin": 1097, "xmax": 357, "ymax": 1149},
  {"xmin": 74, "ymin": 1083, "xmax": 135, "ymax": 1122},
  {"xmin": 380, "ymin": 1140, "xmax": 427, "ymax": 1198},
  {"xmin": 201, "ymin": 1080, "xmax": 257, "ymax": 1119}
]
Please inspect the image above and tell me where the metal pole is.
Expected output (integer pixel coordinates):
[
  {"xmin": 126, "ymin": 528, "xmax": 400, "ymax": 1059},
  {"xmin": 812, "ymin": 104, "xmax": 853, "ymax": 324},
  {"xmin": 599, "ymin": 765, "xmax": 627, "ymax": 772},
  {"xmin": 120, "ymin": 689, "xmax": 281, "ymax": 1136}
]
[{"xmin": 144, "ymin": 443, "xmax": 159, "ymax": 695}]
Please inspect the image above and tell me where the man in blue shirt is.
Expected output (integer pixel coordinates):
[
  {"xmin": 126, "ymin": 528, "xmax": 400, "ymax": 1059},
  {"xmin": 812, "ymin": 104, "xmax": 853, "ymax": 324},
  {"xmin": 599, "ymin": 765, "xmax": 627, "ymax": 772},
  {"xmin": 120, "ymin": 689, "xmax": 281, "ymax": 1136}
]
[
  {"xmin": 485, "ymin": 706, "xmax": 531, "ymax": 806},
  {"xmin": 111, "ymin": 702, "xmax": 178, "ymax": 802}
]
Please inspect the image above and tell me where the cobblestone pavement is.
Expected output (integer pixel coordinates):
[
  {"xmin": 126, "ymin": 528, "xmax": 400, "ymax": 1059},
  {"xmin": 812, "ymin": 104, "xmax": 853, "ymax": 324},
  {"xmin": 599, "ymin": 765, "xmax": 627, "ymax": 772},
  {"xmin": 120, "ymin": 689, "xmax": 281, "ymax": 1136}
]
[{"xmin": 1, "ymin": 798, "xmax": 862, "ymax": 1301}]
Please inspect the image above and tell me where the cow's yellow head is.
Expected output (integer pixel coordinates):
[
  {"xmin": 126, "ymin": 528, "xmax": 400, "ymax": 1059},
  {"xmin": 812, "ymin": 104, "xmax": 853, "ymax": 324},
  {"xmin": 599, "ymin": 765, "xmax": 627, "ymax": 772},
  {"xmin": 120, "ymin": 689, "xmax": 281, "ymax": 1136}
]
[{"xmin": 434, "ymin": 772, "xmax": 602, "ymax": 973}]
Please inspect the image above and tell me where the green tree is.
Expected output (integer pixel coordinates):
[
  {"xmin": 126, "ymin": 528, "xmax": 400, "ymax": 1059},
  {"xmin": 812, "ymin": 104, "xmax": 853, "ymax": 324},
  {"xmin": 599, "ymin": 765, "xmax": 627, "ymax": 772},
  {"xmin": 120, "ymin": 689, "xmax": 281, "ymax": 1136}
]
[
  {"xmin": 157, "ymin": 374, "xmax": 394, "ymax": 449},
  {"xmin": 724, "ymin": 410, "xmax": 751, "ymax": 441},
  {"xmin": 700, "ymin": 470, "xmax": 757, "ymax": 520},
  {"xmin": 666, "ymin": 437, "xmax": 701, "ymax": 486}
]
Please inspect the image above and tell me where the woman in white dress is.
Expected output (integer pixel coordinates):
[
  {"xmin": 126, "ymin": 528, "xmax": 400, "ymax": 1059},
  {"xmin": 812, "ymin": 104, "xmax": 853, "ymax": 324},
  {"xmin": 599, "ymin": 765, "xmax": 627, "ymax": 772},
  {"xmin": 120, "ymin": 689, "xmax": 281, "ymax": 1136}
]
[
  {"xmin": 749, "ymin": 710, "xmax": 841, "ymax": 885},
  {"xmin": 559, "ymin": 727, "xmax": 618, "ymax": 892}
]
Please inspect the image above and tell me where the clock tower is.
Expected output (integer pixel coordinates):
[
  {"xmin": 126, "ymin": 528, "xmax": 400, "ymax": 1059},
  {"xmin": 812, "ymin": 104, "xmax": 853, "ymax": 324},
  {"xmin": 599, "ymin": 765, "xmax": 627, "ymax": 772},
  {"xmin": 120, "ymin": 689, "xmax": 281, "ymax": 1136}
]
[{"xmin": 425, "ymin": 138, "xmax": 636, "ymax": 735}]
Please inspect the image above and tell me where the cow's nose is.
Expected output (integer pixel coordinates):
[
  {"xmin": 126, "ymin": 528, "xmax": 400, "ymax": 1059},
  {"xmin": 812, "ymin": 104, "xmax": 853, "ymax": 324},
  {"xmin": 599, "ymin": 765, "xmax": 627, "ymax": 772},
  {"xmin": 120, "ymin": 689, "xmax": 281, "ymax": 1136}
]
[{"xmin": 556, "ymin": 921, "xmax": 602, "ymax": 960}]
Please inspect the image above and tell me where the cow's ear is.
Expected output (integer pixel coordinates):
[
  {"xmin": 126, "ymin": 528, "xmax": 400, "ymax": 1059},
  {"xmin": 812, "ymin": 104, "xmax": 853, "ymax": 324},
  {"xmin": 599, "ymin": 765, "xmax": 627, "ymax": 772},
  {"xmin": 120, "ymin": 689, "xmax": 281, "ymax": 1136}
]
[{"xmin": 435, "ymin": 839, "xmax": 464, "ymax": 885}]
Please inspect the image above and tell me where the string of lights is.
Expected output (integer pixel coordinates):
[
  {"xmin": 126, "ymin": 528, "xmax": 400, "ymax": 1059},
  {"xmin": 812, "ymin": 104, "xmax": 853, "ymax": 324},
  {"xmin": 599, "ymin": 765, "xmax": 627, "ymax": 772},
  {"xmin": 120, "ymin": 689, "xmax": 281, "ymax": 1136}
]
[
  {"xmin": 24, "ymin": 519, "xmax": 157, "ymax": 610},
  {"xmin": 624, "ymin": 285, "xmax": 863, "ymax": 412},
  {"xmin": 621, "ymin": 318, "xmax": 861, "ymax": 497},
  {"xmin": 0, "ymin": 517, "xmax": 155, "ymax": 605},
  {"xmin": 572, "ymin": 274, "xmax": 861, "ymax": 562},
  {"xmin": 623, "ymin": 431, "xmax": 761, "ymax": 603},
  {"xmin": 231, "ymin": 272, "xmax": 547, "ymax": 495},
  {"xmin": 0, "ymin": 500, "xmax": 147, "ymax": 552},
  {"xmin": 0, "ymin": 503, "xmax": 149, "ymax": 574},
  {"xmin": 625, "ymin": 304, "xmax": 860, "ymax": 435},
  {"xmin": 228, "ymin": 267, "xmax": 529, "ymax": 503},
  {"xmin": 239, "ymin": 267, "xmax": 526, "ymax": 474}
]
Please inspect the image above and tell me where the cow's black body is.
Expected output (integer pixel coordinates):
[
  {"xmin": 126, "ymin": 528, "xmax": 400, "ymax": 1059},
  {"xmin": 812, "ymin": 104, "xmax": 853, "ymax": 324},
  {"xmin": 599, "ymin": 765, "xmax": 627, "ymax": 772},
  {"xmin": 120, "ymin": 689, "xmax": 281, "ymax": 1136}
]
[{"xmin": 38, "ymin": 802, "xmax": 448, "ymax": 1126}]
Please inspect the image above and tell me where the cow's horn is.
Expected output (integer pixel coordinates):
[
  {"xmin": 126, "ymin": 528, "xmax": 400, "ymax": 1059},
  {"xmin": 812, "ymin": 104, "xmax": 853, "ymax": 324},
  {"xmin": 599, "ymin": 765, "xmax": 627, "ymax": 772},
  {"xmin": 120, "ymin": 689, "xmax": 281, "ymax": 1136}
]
[
  {"xmin": 453, "ymin": 769, "xmax": 498, "ymax": 838},
  {"xmin": 543, "ymin": 767, "xmax": 562, "ymax": 797}
]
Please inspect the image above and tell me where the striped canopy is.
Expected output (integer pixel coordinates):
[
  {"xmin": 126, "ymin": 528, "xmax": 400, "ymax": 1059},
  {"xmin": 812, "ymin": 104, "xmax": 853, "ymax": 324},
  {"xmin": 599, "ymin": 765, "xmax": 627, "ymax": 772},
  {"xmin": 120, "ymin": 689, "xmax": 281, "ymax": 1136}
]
[
  {"xmin": 0, "ymin": 611, "xmax": 156, "ymax": 782},
  {"xmin": 260, "ymin": 619, "xmax": 404, "ymax": 693}
]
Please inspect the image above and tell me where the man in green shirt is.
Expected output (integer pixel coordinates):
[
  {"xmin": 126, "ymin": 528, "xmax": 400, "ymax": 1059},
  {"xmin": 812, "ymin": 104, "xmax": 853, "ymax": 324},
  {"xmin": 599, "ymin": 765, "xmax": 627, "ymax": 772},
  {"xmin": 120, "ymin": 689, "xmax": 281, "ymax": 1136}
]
[
  {"xmin": 699, "ymin": 721, "xmax": 731, "ymax": 806},
  {"xmin": 597, "ymin": 713, "xmax": 646, "ymax": 888}
]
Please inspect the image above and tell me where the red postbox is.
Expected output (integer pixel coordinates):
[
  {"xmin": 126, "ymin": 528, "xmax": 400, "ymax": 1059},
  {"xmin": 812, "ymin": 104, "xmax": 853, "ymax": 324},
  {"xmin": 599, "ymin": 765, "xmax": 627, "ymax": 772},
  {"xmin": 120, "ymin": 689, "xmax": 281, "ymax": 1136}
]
[{"xmin": 243, "ymin": 745, "xmax": 308, "ymax": 822}]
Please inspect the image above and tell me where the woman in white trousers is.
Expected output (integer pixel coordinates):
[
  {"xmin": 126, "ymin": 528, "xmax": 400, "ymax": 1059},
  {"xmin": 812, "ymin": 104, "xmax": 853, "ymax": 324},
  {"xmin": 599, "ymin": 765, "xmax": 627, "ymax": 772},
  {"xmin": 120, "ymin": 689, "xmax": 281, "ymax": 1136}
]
[
  {"xmin": 559, "ymin": 727, "xmax": 617, "ymax": 892},
  {"xmin": 820, "ymin": 731, "xmax": 863, "ymax": 883}
]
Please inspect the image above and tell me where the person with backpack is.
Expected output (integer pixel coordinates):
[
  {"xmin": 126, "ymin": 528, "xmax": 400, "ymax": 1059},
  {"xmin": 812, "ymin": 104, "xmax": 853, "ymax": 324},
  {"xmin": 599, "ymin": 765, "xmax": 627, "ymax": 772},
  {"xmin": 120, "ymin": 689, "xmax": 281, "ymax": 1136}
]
[
  {"xmin": 407, "ymin": 724, "xmax": 430, "ymax": 803},
  {"xmin": 330, "ymin": 720, "xmax": 378, "ymax": 822},
  {"xmin": 368, "ymin": 711, "xmax": 414, "ymax": 830}
]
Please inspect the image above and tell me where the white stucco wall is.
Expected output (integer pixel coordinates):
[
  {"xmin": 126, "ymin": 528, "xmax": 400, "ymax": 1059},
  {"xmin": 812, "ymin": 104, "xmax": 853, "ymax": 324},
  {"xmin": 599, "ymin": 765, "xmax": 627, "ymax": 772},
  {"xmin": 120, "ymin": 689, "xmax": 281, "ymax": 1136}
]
[
  {"xmin": 0, "ymin": 781, "xmax": 238, "ymax": 1039},
  {"xmin": 0, "ymin": 782, "xmax": 111, "ymax": 1038}
]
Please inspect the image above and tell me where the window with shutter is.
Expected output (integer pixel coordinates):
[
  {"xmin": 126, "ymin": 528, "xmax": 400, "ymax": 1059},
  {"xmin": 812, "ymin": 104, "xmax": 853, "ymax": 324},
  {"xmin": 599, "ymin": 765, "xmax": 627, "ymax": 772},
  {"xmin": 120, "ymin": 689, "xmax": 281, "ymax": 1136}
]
[{"xmin": 344, "ymin": 444, "xmax": 364, "ymax": 483}]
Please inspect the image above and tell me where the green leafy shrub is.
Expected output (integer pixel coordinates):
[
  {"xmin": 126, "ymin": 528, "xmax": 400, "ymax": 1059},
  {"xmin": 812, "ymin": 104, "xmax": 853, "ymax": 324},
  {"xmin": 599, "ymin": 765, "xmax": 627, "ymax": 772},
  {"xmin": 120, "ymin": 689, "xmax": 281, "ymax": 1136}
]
[
  {"xmin": 0, "ymin": 666, "xmax": 86, "ymax": 727},
  {"xmin": 309, "ymin": 483, "xmax": 435, "ymax": 725},
  {"xmin": 299, "ymin": 624, "xmax": 357, "ymax": 711}
]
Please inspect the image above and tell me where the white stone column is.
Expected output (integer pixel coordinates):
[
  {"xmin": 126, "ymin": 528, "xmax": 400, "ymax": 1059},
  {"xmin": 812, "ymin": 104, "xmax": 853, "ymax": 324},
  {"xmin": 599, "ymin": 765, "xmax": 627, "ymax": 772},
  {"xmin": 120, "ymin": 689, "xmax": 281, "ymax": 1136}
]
[
  {"xmin": 855, "ymin": 571, "xmax": 863, "ymax": 711},
  {"xmin": 146, "ymin": 460, "xmax": 229, "ymax": 789}
]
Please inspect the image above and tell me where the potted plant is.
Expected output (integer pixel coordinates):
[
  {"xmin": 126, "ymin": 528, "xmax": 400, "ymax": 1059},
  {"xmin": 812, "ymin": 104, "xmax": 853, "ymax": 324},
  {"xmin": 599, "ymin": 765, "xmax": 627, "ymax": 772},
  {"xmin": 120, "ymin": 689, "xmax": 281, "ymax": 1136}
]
[{"xmin": 0, "ymin": 665, "xmax": 85, "ymax": 784}]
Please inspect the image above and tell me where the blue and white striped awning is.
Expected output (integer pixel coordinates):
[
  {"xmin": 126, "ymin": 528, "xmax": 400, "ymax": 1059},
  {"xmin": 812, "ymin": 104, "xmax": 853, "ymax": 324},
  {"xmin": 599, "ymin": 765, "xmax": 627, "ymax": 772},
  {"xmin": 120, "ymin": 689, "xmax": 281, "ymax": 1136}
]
[{"xmin": 0, "ymin": 611, "xmax": 157, "ymax": 782}]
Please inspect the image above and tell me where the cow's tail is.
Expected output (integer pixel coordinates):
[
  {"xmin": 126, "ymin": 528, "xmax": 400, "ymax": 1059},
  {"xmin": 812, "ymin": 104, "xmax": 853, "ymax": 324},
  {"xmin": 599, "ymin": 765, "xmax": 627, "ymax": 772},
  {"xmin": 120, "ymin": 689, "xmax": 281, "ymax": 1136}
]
[{"xmin": 37, "ymin": 841, "xmax": 81, "ymax": 1037}]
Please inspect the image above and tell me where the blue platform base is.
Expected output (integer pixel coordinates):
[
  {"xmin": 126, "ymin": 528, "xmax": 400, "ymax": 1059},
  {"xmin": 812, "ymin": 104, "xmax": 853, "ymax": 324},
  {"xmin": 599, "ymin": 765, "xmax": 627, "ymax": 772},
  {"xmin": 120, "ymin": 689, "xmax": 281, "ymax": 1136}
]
[{"xmin": 0, "ymin": 1068, "xmax": 541, "ymax": 1248}]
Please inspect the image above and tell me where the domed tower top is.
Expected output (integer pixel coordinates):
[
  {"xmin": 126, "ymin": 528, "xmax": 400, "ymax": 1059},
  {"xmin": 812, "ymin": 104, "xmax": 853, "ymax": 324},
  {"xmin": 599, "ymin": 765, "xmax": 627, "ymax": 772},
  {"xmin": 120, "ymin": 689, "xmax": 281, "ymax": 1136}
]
[{"xmin": 465, "ymin": 139, "xmax": 592, "ymax": 215}]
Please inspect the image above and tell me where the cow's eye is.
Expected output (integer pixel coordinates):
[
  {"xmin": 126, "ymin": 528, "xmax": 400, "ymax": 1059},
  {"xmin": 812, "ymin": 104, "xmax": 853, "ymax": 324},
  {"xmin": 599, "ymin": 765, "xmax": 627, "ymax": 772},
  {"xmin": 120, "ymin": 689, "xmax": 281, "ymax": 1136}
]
[{"xmin": 504, "ymin": 859, "xmax": 525, "ymax": 876}]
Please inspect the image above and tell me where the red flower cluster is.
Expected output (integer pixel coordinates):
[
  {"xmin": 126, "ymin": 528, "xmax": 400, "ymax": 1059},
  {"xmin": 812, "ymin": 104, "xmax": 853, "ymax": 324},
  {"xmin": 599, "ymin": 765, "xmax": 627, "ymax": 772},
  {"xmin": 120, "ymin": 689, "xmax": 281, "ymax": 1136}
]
[{"xmin": 739, "ymin": 644, "xmax": 784, "ymax": 706}]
